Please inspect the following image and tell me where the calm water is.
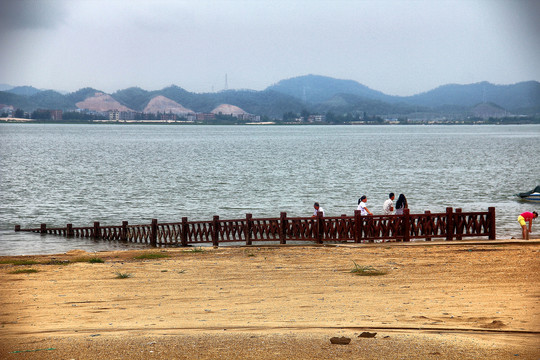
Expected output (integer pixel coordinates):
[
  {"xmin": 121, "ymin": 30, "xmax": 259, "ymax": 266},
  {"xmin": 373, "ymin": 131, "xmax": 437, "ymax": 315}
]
[{"xmin": 0, "ymin": 124, "xmax": 538, "ymax": 255}]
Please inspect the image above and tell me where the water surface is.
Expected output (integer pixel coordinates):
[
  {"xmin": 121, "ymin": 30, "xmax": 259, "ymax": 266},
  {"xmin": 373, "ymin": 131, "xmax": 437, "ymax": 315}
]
[{"xmin": 1, "ymin": 124, "xmax": 538, "ymax": 255}]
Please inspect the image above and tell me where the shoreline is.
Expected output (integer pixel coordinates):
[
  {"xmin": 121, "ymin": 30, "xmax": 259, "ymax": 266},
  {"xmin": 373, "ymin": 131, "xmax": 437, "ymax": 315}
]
[
  {"xmin": 0, "ymin": 237, "xmax": 537, "ymax": 258},
  {"xmin": 1, "ymin": 240, "xmax": 539, "ymax": 359},
  {"xmin": 2, "ymin": 119, "xmax": 540, "ymax": 125}
]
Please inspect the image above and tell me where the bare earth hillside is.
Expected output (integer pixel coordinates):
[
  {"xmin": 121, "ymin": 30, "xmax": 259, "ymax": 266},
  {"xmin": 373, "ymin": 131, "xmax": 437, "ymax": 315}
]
[
  {"xmin": 76, "ymin": 92, "xmax": 131, "ymax": 112},
  {"xmin": 212, "ymin": 103, "xmax": 248, "ymax": 115},
  {"xmin": 143, "ymin": 95, "xmax": 193, "ymax": 114}
]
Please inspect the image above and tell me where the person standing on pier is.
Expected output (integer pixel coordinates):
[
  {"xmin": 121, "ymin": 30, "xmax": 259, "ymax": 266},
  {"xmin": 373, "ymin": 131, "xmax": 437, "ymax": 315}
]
[
  {"xmin": 357, "ymin": 196, "xmax": 373, "ymax": 216},
  {"xmin": 383, "ymin": 192, "xmax": 395, "ymax": 215},
  {"xmin": 395, "ymin": 194, "xmax": 408, "ymax": 215},
  {"xmin": 313, "ymin": 202, "xmax": 325, "ymax": 217},
  {"xmin": 518, "ymin": 211, "xmax": 538, "ymax": 240}
]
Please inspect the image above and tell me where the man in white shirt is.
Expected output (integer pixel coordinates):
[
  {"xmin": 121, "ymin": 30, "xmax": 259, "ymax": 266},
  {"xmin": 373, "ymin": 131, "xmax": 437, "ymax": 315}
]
[
  {"xmin": 313, "ymin": 202, "xmax": 325, "ymax": 217},
  {"xmin": 383, "ymin": 193, "xmax": 395, "ymax": 215}
]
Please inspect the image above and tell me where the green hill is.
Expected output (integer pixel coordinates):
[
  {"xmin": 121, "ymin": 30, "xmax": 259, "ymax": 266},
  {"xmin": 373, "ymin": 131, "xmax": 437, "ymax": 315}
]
[{"xmin": 2, "ymin": 75, "xmax": 539, "ymax": 118}]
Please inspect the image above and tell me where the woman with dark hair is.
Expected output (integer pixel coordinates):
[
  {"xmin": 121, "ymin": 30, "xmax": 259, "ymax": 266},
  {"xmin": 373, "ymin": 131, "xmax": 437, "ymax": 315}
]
[{"xmin": 395, "ymin": 194, "xmax": 408, "ymax": 215}]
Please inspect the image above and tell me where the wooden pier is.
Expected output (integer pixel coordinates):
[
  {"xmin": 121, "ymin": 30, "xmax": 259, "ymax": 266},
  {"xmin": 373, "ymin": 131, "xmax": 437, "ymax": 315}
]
[{"xmin": 15, "ymin": 207, "xmax": 496, "ymax": 247}]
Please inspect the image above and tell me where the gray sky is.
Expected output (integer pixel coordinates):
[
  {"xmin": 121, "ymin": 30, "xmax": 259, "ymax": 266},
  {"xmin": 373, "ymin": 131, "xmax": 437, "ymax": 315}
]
[{"xmin": 1, "ymin": 0, "xmax": 539, "ymax": 96}]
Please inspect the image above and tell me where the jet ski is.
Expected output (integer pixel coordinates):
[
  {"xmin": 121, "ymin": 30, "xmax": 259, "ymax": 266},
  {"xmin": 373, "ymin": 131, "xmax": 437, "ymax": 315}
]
[{"xmin": 516, "ymin": 185, "xmax": 540, "ymax": 202}]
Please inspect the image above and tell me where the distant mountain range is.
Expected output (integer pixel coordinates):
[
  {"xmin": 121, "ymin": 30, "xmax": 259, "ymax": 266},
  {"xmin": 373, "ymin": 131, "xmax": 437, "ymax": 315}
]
[{"xmin": 1, "ymin": 75, "xmax": 539, "ymax": 119}]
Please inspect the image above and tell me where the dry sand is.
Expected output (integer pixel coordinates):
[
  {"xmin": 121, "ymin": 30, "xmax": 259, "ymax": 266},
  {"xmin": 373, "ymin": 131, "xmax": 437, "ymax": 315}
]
[{"xmin": 0, "ymin": 240, "xmax": 539, "ymax": 359}]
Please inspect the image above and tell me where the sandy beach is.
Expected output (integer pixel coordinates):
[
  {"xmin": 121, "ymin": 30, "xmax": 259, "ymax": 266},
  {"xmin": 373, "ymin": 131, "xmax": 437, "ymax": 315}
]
[{"xmin": 0, "ymin": 240, "xmax": 539, "ymax": 359}]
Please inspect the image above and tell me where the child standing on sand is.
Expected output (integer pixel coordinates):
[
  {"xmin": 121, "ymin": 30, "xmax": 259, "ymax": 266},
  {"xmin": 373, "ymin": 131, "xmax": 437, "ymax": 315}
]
[{"xmin": 518, "ymin": 211, "xmax": 538, "ymax": 240}]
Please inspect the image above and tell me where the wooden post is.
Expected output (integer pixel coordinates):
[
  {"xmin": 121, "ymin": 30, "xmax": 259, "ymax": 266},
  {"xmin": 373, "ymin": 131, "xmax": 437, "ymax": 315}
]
[
  {"xmin": 280, "ymin": 212, "xmax": 287, "ymax": 244},
  {"xmin": 245, "ymin": 213, "xmax": 253, "ymax": 246},
  {"xmin": 121, "ymin": 221, "xmax": 128, "ymax": 242},
  {"xmin": 40, "ymin": 223, "xmax": 47, "ymax": 234},
  {"xmin": 354, "ymin": 210, "xmax": 362, "ymax": 243},
  {"xmin": 14, "ymin": 225, "xmax": 20, "ymax": 232},
  {"xmin": 315, "ymin": 211, "xmax": 324, "ymax": 244},
  {"xmin": 212, "ymin": 215, "xmax": 220, "ymax": 247},
  {"xmin": 181, "ymin": 217, "xmax": 188, "ymax": 247},
  {"xmin": 150, "ymin": 219, "xmax": 158, "ymax": 247},
  {"xmin": 424, "ymin": 211, "xmax": 431, "ymax": 241},
  {"xmin": 488, "ymin": 207, "xmax": 496, "ymax": 240},
  {"xmin": 455, "ymin": 208, "xmax": 463, "ymax": 240},
  {"xmin": 446, "ymin": 207, "xmax": 454, "ymax": 241},
  {"xmin": 403, "ymin": 208, "xmax": 411, "ymax": 242},
  {"xmin": 67, "ymin": 224, "xmax": 74, "ymax": 237},
  {"xmin": 93, "ymin": 222, "xmax": 101, "ymax": 239}
]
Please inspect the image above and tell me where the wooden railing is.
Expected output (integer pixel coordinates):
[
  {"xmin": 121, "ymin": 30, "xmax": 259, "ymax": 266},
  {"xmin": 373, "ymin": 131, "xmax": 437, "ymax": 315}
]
[{"xmin": 14, "ymin": 207, "xmax": 496, "ymax": 247}]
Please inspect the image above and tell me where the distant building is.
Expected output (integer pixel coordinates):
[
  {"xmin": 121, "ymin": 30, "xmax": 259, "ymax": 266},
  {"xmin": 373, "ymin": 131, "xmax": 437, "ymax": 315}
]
[
  {"xmin": 50, "ymin": 110, "xmax": 62, "ymax": 121},
  {"xmin": 236, "ymin": 113, "xmax": 261, "ymax": 122},
  {"xmin": 0, "ymin": 104, "xmax": 14, "ymax": 116},
  {"xmin": 196, "ymin": 113, "xmax": 216, "ymax": 121},
  {"xmin": 108, "ymin": 110, "xmax": 119, "ymax": 121},
  {"xmin": 160, "ymin": 113, "xmax": 177, "ymax": 121},
  {"xmin": 308, "ymin": 114, "xmax": 325, "ymax": 122},
  {"xmin": 119, "ymin": 111, "xmax": 136, "ymax": 120}
]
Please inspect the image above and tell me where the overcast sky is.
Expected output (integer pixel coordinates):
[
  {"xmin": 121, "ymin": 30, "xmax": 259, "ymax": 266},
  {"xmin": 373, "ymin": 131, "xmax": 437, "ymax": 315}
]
[{"xmin": 1, "ymin": 0, "xmax": 539, "ymax": 96}]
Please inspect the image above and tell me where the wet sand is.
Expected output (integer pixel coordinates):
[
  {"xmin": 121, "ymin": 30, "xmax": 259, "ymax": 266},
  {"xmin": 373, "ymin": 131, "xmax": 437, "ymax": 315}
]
[{"xmin": 0, "ymin": 240, "xmax": 539, "ymax": 359}]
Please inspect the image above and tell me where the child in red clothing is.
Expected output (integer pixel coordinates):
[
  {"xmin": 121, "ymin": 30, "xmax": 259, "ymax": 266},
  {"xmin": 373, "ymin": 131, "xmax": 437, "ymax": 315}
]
[{"xmin": 518, "ymin": 211, "xmax": 538, "ymax": 239}]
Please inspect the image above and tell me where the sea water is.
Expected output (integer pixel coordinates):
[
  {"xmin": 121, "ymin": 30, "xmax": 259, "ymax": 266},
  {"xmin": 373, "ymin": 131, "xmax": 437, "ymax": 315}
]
[{"xmin": 0, "ymin": 124, "xmax": 538, "ymax": 255}]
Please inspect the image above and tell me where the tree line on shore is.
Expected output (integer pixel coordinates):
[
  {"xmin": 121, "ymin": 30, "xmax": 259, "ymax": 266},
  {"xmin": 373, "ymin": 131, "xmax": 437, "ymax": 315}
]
[{"xmin": 4, "ymin": 107, "xmax": 538, "ymax": 125}]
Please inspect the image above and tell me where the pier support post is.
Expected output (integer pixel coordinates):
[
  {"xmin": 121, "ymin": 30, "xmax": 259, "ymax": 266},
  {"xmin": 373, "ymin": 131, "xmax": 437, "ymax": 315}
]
[
  {"xmin": 488, "ymin": 207, "xmax": 496, "ymax": 240},
  {"xmin": 315, "ymin": 211, "xmax": 324, "ymax": 244},
  {"xmin": 245, "ymin": 213, "xmax": 253, "ymax": 245},
  {"xmin": 93, "ymin": 222, "xmax": 101, "ymax": 239},
  {"xmin": 14, "ymin": 225, "xmax": 20, "ymax": 232},
  {"xmin": 121, "ymin": 221, "xmax": 128, "ymax": 242},
  {"xmin": 150, "ymin": 219, "xmax": 158, "ymax": 247},
  {"xmin": 212, "ymin": 216, "xmax": 220, "ymax": 247},
  {"xmin": 280, "ymin": 212, "xmax": 287, "ymax": 244},
  {"xmin": 67, "ymin": 224, "xmax": 74, "ymax": 237},
  {"xmin": 40, "ymin": 223, "xmax": 47, "ymax": 235},
  {"xmin": 181, "ymin": 217, "xmax": 188, "ymax": 247},
  {"xmin": 446, "ymin": 207, "xmax": 454, "ymax": 241}
]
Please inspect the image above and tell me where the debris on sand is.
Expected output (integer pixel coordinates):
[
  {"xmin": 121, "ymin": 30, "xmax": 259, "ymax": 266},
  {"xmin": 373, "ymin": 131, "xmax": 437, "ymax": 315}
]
[
  {"xmin": 330, "ymin": 336, "xmax": 351, "ymax": 345},
  {"xmin": 358, "ymin": 332, "xmax": 377, "ymax": 338}
]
